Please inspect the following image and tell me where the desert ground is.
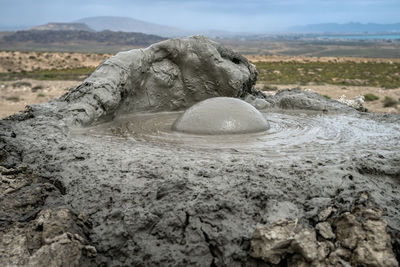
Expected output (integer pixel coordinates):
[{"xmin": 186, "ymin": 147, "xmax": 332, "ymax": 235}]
[
  {"xmin": 0, "ymin": 79, "xmax": 80, "ymax": 118},
  {"xmin": 0, "ymin": 51, "xmax": 110, "ymax": 73},
  {"xmin": 0, "ymin": 51, "xmax": 399, "ymax": 118},
  {"xmin": 246, "ymin": 54, "xmax": 400, "ymax": 63}
]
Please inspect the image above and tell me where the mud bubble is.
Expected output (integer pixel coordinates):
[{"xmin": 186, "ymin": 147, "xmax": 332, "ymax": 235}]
[{"xmin": 172, "ymin": 97, "xmax": 270, "ymax": 135}]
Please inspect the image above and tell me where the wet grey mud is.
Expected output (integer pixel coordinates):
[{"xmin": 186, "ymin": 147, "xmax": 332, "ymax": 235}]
[
  {"xmin": 171, "ymin": 97, "xmax": 269, "ymax": 134},
  {"xmin": 1, "ymin": 36, "xmax": 400, "ymax": 266}
]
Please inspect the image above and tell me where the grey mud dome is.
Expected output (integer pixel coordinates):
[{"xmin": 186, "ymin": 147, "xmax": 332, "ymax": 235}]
[
  {"xmin": 172, "ymin": 97, "xmax": 269, "ymax": 134},
  {"xmin": 1, "ymin": 36, "xmax": 399, "ymax": 266}
]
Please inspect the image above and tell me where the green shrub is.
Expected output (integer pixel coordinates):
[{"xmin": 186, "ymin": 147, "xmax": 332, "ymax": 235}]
[
  {"xmin": 364, "ymin": 93, "xmax": 379, "ymax": 101},
  {"xmin": 253, "ymin": 61, "xmax": 400, "ymax": 88},
  {"xmin": 262, "ymin": 84, "xmax": 278, "ymax": 91},
  {"xmin": 40, "ymin": 73, "xmax": 56, "ymax": 79},
  {"xmin": 31, "ymin": 85, "xmax": 43, "ymax": 92},
  {"xmin": 6, "ymin": 96, "xmax": 20, "ymax": 102},
  {"xmin": 323, "ymin": 95, "xmax": 331, "ymax": 99},
  {"xmin": 383, "ymin": 96, "xmax": 398, "ymax": 107},
  {"xmin": 37, "ymin": 93, "xmax": 46, "ymax": 97},
  {"xmin": 12, "ymin": 81, "xmax": 31, "ymax": 87}
]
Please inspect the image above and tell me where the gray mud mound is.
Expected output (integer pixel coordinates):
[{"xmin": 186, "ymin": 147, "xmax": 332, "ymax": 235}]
[
  {"xmin": 59, "ymin": 35, "xmax": 258, "ymax": 126},
  {"xmin": 269, "ymin": 89, "xmax": 357, "ymax": 112},
  {"xmin": 1, "ymin": 37, "xmax": 400, "ymax": 266}
]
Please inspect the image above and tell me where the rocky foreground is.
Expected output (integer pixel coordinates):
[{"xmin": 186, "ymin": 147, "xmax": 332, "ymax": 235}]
[{"xmin": 1, "ymin": 36, "xmax": 399, "ymax": 266}]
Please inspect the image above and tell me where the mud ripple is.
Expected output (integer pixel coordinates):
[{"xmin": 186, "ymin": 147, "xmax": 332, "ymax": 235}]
[{"xmin": 74, "ymin": 110, "xmax": 400, "ymax": 162}]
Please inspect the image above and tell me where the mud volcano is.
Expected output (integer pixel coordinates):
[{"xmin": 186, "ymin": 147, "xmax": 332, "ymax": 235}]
[{"xmin": 1, "ymin": 37, "xmax": 400, "ymax": 266}]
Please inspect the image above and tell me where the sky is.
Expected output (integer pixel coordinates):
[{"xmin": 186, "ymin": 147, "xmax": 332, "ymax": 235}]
[{"xmin": 0, "ymin": 0, "xmax": 399, "ymax": 32}]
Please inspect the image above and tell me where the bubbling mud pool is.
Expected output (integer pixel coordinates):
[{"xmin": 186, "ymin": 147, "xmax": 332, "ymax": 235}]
[{"xmin": 73, "ymin": 110, "xmax": 400, "ymax": 161}]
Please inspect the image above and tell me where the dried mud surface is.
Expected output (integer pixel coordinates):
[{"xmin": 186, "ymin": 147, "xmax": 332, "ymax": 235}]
[{"xmin": 1, "ymin": 37, "xmax": 400, "ymax": 266}]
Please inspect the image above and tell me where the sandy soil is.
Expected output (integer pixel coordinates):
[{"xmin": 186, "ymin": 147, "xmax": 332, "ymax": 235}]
[
  {"xmin": 0, "ymin": 79, "xmax": 80, "ymax": 118},
  {"xmin": 1, "ymin": 80, "xmax": 398, "ymax": 119},
  {"xmin": 0, "ymin": 51, "xmax": 111, "ymax": 73},
  {"xmin": 2, "ymin": 51, "xmax": 399, "ymax": 74},
  {"xmin": 245, "ymin": 54, "xmax": 400, "ymax": 63}
]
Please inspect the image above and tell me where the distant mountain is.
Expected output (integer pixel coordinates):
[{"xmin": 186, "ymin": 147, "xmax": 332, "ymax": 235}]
[
  {"xmin": 76, "ymin": 16, "xmax": 184, "ymax": 37},
  {"xmin": 194, "ymin": 29, "xmax": 236, "ymax": 38},
  {"xmin": 0, "ymin": 30, "xmax": 166, "ymax": 48},
  {"xmin": 30, "ymin": 22, "xmax": 95, "ymax": 32},
  {"xmin": 0, "ymin": 25, "xmax": 31, "ymax": 31},
  {"xmin": 288, "ymin": 22, "xmax": 400, "ymax": 33}
]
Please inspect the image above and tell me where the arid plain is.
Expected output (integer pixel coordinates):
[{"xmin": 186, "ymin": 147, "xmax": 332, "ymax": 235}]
[{"xmin": 1, "ymin": 50, "xmax": 399, "ymax": 118}]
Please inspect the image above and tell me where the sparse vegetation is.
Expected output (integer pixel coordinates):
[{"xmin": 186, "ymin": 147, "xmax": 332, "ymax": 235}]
[
  {"xmin": 323, "ymin": 95, "xmax": 331, "ymax": 99},
  {"xmin": 37, "ymin": 93, "xmax": 46, "ymax": 97},
  {"xmin": 12, "ymin": 81, "xmax": 31, "ymax": 87},
  {"xmin": 383, "ymin": 96, "xmax": 398, "ymax": 107},
  {"xmin": 0, "ymin": 67, "xmax": 95, "ymax": 81},
  {"xmin": 31, "ymin": 85, "xmax": 44, "ymax": 92},
  {"xmin": 5, "ymin": 96, "xmax": 20, "ymax": 102},
  {"xmin": 262, "ymin": 84, "xmax": 278, "ymax": 91},
  {"xmin": 364, "ymin": 93, "xmax": 379, "ymax": 101},
  {"xmin": 254, "ymin": 61, "xmax": 400, "ymax": 88}
]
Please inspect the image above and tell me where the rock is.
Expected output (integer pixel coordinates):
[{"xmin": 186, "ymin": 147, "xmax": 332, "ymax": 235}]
[
  {"xmin": 0, "ymin": 168, "xmax": 58, "ymax": 228},
  {"xmin": 288, "ymin": 254, "xmax": 309, "ymax": 267},
  {"xmin": 84, "ymin": 245, "xmax": 97, "ymax": 258},
  {"xmin": 317, "ymin": 241, "xmax": 334, "ymax": 260},
  {"xmin": 334, "ymin": 193, "xmax": 398, "ymax": 266},
  {"xmin": 318, "ymin": 206, "xmax": 335, "ymax": 222},
  {"xmin": 0, "ymin": 225, "xmax": 31, "ymax": 266},
  {"xmin": 0, "ymin": 208, "xmax": 93, "ymax": 267},
  {"xmin": 28, "ymin": 232, "xmax": 84, "ymax": 267},
  {"xmin": 334, "ymin": 212, "xmax": 365, "ymax": 249},
  {"xmin": 250, "ymin": 220, "xmax": 297, "ymax": 264},
  {"xmin": 337, "ymin": 95, "xmax": 365, "ymax": 110},
  {"xmin": 251, "ymin": 219, "xmax": 319, "ymax": 264},
  {"xmin": 328, "ymin": 248, "xmax": 352, "ymax": 266},
  {"xmin": 316, "ymin": 222, "xmax": 335, "ymax": 239},
  {"xmin": 352, "ymin": 219, "xmax": 398, "ymax": 267},
  {"xmin": 290, "ymin": 226, "xmax": 318, "ymax": 262},
  {"xmin": 35, "ymin": 208, "xmax": 89, "ymax": 245},
  {"xmin": 251, "ymin": 193, "xmax": 398, "ymax": 267},
  {"xmin": 330, "ymin": 247, "xmax": 352, "ymax": 261},
  {"xmin": 0, "ymin": 166, "xmax": 96, "ymax": 267},
  {"xmin": 60, "ymin": 36, "xmax": 258, "ymax": 126}
]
